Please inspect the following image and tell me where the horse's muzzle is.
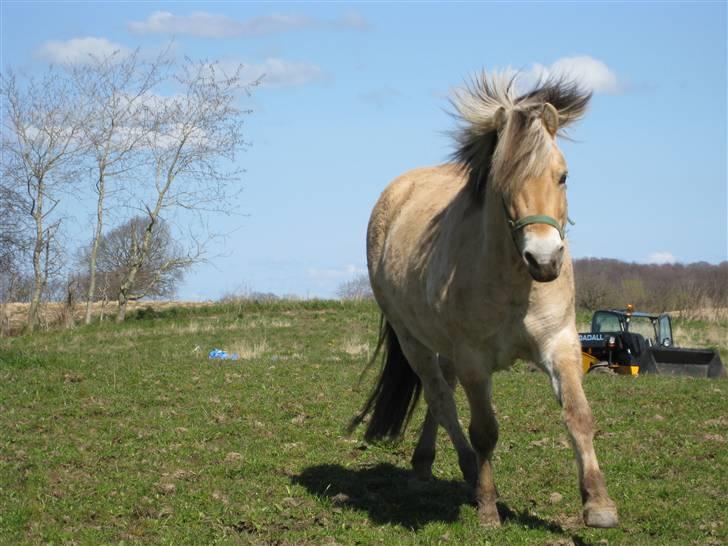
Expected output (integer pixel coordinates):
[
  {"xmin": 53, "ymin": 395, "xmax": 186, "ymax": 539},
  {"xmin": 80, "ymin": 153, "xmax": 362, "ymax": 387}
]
[{"xmin": 522, "ymin": 239, "xmax": 564, "ymax": 283}]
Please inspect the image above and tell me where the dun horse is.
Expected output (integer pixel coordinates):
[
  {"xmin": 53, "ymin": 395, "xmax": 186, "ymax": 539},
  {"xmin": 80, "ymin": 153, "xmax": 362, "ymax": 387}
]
[{"xmin": 350, "ymin": 74, "xmax": 618, "ymax": 528}]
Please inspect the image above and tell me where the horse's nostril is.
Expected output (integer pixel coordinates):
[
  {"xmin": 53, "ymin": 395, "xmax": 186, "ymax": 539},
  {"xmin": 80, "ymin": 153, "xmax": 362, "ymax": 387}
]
[{"xmin": 524, "ymin": 251, "xmax": 538, "ymax": 269}]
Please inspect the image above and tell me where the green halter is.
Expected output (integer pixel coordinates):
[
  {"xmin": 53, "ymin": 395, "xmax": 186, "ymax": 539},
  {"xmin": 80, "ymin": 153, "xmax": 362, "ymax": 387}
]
[{"xmin": 503, "ymin": 200, "xmax": 575, "ymax": 241}]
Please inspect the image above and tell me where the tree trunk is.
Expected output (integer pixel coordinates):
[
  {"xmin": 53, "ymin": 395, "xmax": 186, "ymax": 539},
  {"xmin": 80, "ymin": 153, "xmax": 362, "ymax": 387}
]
[
  {"xmin": 27, "ymin": 185, "xmax": 45, "ymax": 333},
  {"xmin": 100, "ymin": 274, "xmax": 109, "ymax": 322},
  {"xmin": 0, "ymin": 303, "xmax": 8, "ymax": 337},
  {"xmin": 27, "ymin": 241, "xmax": 44, "ymax": 333},
  {"xmin": 116, "ymin": 253, "xmax": 143, "ymax": 323},
  {"xmin": 85, "ymin": 173, "xmax": 106, "ymax": 325},
  {"xmin": 116, "ymin": 290, "xmax": 128, "ymax": 323},
  {"xmin": 63, "ymin": 279, "xmax": 76, "ymax": 329},
  {"xmin": 114, "ymin": 170, "xmax": 168, "ymax": 323}
]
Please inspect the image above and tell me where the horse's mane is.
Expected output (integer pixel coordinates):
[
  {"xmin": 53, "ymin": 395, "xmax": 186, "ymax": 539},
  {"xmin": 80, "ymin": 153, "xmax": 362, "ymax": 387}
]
[{"xmin": 450, "ymin": 72, "xmax": 591, "ymax": 201}]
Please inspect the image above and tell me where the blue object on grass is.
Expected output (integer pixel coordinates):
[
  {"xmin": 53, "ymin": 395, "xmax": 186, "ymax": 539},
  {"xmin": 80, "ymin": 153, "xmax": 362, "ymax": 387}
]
[{"xmin": 208, "ymin": 348, "xmax": 239, "ymax": 361}]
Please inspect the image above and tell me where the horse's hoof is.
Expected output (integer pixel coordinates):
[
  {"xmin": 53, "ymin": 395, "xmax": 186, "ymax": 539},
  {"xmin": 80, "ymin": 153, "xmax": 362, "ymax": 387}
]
[
  {"xmin": 583, "ymin": 501, "xmax": 619, "ymax": 528},
  {"xmin": 407, "ymin": 474, "xmax": 431, "ymax": 491},
  {"xmin": 478, "ymin": 502, "xmax": 501, "ymax": 527}
]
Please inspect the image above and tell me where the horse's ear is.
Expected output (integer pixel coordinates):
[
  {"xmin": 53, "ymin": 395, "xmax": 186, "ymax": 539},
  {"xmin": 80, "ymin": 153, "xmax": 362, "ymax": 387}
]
[
  {"xmin": 494, "ymin": 106, "xmax": 507, "ymax": 131},
  {"xmin": 542, "ymin": 103, "xmax": 559, "ymax": 137}
]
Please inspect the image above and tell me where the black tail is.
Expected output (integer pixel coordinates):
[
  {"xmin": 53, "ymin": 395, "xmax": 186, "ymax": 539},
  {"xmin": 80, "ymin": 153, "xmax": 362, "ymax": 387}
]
[{"xmin": 348, "ymin": 317, "xmax": 422, "ymax": 442}]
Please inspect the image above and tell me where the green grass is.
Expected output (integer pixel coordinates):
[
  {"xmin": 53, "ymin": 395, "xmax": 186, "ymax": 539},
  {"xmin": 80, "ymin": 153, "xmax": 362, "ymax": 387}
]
[{"xmin": 1, "ymin": 300, "xmax": 726, "ymax": 545}]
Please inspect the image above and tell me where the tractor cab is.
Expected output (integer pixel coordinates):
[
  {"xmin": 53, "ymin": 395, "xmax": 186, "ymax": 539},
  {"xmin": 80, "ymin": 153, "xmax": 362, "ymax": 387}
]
[{"xmin": 592, "ymin": 306, "xmax": 673, "ymax": 348}]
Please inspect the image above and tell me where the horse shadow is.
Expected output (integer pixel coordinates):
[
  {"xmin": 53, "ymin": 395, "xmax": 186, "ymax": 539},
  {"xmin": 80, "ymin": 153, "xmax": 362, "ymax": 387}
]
[{"xmin": 292, "ymin": 462, "xmax": 567, "ymax": 534}]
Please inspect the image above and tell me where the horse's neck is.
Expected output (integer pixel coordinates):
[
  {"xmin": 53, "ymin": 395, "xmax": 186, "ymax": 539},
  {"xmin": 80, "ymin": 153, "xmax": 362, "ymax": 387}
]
[
  {"xmin": 435, "ymin": 186, "xmax": 532, "ymax": 306},
  {"xmin": 480, "ymin": 187, "xmax": 577, "ymax": 333}
]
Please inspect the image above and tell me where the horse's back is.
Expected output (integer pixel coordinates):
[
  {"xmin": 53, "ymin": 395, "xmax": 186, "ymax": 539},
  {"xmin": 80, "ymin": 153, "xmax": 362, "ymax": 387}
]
[{"xmin": 367, "ymin": 164, "xmax": 465, "ymax": 278}]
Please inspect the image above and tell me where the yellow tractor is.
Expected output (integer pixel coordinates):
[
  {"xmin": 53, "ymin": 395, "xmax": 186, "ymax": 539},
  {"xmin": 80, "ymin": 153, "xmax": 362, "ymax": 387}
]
[{"xmin": 579, "ymin": 305, "xmax": 725, "ymax": 378}]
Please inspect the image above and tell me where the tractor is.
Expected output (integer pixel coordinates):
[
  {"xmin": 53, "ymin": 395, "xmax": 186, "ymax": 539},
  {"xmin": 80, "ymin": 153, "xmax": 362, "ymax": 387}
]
[{"xmin": 579, "ymin": 305, "xmax": 725, "ymax": 378}]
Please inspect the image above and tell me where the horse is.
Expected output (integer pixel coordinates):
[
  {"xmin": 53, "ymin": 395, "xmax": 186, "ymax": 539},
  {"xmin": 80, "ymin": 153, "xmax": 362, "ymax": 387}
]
[{"xmin": 349, "ymin": 73, "xmax": 618, "ymax": 528}]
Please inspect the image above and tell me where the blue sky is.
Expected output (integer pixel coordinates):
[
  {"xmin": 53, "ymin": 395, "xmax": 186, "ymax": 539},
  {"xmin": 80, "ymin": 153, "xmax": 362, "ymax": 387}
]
[{"xmin": 2, "ymin": 1, "xmax": 726, "ymax": 299}]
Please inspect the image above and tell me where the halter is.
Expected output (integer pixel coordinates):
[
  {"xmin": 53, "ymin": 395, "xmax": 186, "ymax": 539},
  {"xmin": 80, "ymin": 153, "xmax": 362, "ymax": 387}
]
[{"xmin": 502, "ymin": 199, "xmax": 574, "ymax": 241}]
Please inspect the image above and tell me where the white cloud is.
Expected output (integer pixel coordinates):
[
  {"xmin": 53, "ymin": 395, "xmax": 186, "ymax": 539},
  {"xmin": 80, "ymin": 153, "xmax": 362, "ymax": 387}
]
[
  {"xmin": 37, "ymin": 37, "xmax": 130, "ymax": 65},
  {"xmin": 516, "ymin": 55, "xmax": 621, "ymax": 94},
  {"xmin": 128, "ymin": 10, "xmax": 369, "ymax": 37},
  {"xmin": 307, "ymin": 264, "xmax": 366, "ymax": 280},
  {"xmin": 647, "ymin": 251, "xmax": 678, "ymax": 265},
  {"xmin": 236, "ymin": 58, "xmax": 324, "ymax": 88}
]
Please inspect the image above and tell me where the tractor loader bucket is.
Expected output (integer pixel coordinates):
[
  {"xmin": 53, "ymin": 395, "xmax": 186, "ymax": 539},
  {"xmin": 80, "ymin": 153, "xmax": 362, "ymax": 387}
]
[{"xmin": 641, "ymin": 348, "xmax": 726, "ymax": 379}]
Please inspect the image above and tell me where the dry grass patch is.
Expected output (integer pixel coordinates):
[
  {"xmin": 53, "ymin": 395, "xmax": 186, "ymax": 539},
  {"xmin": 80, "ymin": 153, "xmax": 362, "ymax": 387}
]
[
  {"xmin": 244, "ymin": 318, "xmax": 292, "ymax": 329},
  {"xmin": 163, "ymin": 320, "xmax": 241, "ymax": 335},
  {"xmin": 269, "ymin": 352, "xmax": 304, "ymax": 362},
  {"xmin": 672, "ymin": 307, "xmax": 728, "ymax": 321},
  {"xmin": 268, "ymin": 319, "xmax": 292, "ymax": 328},
  {"xmin": 340, "ymin": 337, "xmax": 370, "ymax": 358},
  {"xmin": 0, "ymin": 300, "xmax": 214, "ymax": 336},
  {"xmin": 230, "ymin": 338, "xmax": 269, "ymax": 360},
  {"xmin": 165, "ymin": 322, "xmax": 210, "ymax": 335}
]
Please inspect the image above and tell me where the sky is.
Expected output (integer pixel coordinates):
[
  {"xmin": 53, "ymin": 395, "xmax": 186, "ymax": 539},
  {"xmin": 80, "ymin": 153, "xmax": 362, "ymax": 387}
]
[{"xmin": 1, "ymin": 1, "xmax": 726, "ymax": 300}]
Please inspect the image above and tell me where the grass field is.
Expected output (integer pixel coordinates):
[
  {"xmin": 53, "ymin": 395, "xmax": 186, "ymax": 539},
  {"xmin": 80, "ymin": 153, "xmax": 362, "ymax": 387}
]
[{"xmin": 1, "ymin": 300, "xmax": 726, "ymax": 545}]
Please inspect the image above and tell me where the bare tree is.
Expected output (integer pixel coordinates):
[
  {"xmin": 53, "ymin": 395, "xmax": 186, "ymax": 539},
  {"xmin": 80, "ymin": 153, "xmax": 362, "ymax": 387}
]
[
  {"xmin": 70, "ymin": 49, "xmax": 171, "ymax": 325},
  {"xmin": 77, "ymin": 216, "xmax": 192, "ymax": 306},
  {"xmin": 113, "ymin": 58, "xmax": 256, "ymax": 321},
  {"xmin": 337, "ymin": 273, "xmax": 373, "ymax": 300},
  {"xmin": 0, "ymin": 175, "xmax": 29, "ymax": 280},
  {"xmin": 1, "ymin": 69, "xmax": 86, "ymax": 331},
  {"xmin": 575, "ymin": 272, "xmax": 613, "ymax": 311},
  {"xmin": 0, "ymin": 180, "xmax": 30, "ymax": 334}
]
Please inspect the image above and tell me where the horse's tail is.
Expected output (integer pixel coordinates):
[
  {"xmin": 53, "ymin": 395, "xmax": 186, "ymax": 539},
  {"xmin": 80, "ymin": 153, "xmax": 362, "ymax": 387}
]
[{"xmin": 347, "ymin": 316, "xmax": 422, "ymax": 442}]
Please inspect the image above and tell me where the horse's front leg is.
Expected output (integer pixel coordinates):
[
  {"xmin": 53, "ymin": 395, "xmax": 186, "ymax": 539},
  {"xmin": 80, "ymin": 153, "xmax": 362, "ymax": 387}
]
[
  {"xmin": 542, "ymin": 328, "xmax": 619, "ymax": 528},
  {"xmin": 459, "ymin": 369, "xmax": 500, "ymax": 527}
]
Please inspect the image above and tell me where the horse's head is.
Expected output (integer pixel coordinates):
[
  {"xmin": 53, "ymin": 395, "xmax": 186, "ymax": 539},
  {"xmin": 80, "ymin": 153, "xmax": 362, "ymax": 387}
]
[
  {"xmin": 500, "ymin": 104, "xmax": 569, "ymax": 282},
  {"xmin": 452, "ymin": 75, "xmax": 590, "ymax": 283}
]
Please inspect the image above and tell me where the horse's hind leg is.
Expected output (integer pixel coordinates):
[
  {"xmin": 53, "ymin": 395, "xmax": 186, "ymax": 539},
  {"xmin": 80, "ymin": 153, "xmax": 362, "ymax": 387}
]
[
  {"xmin": 411, "ymin": 356, "xmax": 457, "ymax": 481},
  {"xmin": 396, "ymin": 333, "xmax": 477, "ymax": 488},
  {"xmin": 544, "ymin": 330, "xmax": 618, "ymax": 528},
  {"xmin": 411, "ymin": 409, "xmax": 439, "ymax": 481}
]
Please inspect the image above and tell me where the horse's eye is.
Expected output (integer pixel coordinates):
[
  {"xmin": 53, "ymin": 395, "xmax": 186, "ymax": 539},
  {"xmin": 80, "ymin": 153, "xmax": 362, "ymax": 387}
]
[{"xmin": 559, "ymin": 173, "xmax": 568, "ymax": 186}]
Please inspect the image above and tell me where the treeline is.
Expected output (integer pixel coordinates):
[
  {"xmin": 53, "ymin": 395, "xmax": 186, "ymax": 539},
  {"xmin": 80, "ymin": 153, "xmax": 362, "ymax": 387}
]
[
  {"xmin": 337, "ymin": 260, "xmax": 728, "ymax": 319},
  {"xmin": 574, "ymin": 258, "xmax": 728, "ymax": 317}
]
